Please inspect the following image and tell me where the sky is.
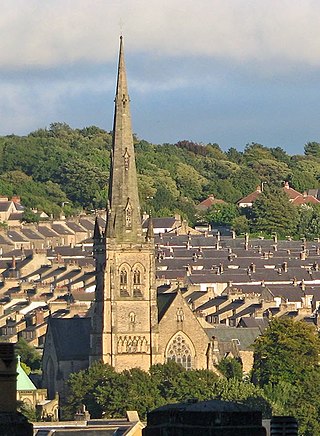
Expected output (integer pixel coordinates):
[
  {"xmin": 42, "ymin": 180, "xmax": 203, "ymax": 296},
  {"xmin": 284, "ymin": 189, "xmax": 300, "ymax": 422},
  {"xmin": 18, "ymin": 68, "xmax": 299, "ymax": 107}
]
[{"xmin": 1, "ymin": 0, "xmax": 320, "ymax": 154}]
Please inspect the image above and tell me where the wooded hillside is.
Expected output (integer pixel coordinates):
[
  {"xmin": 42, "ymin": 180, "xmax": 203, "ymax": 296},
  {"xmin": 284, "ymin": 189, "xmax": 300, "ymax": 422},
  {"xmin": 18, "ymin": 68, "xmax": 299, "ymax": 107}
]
[{"xmin": 2, "ymin": 122, "xmax": 320, "ymax": 237}]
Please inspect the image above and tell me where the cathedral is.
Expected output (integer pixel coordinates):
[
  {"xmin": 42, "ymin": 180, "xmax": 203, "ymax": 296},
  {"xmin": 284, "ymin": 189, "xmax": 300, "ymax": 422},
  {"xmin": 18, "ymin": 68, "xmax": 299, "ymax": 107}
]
[{"xmin": 42, "ymin": 37, "xmax": 214, "ymax": 400}]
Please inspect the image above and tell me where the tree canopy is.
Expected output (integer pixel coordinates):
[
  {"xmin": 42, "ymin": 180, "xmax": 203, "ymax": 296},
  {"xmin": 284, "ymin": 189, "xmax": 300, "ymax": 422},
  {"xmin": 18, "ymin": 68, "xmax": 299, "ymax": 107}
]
[{"xmin": 1, "ymin": 124, "xmax": 320, "ymax": 236}]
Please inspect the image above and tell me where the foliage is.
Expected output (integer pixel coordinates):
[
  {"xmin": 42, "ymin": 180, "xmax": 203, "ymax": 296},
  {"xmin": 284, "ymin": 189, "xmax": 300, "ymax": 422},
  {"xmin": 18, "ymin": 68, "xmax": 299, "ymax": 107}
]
[
  {"xmin": 15, "ymin": 338, "xmax": 41, "ymax": 371},
  {"xmin": 251, "ymin": 186, "xmax": 298, "ymax": 237},
  {"xmin": 65, "ymin": 361, "xmax": 271, "ymax": 421},
  {"xmin": 304, "ymin": 141, "xmax": 320, "ymax": 157},
  {"xmin": 0, "ymin": 125, "xmax": 320, "ymax": 236},
  {"xmin": 252, "ymin": 318, "xmax": 320, "ymax": 434},
  {"xmin": 17, "ymin": 401, "xmax": 37, "ymax": 421},
  {"xmin": 252, "ymin": 318, "xmax": 320, "ymax": 387},
  {"xmin": 216, "ymin": 357, "xmax": 243, "ymax": 380},
  {"xmin": 21, "ymin": 208, "xmax": 40, "ymax": 223},
  {"xmin": 204, "ymin": 203, "xmax": 239, "ymax": 226}
]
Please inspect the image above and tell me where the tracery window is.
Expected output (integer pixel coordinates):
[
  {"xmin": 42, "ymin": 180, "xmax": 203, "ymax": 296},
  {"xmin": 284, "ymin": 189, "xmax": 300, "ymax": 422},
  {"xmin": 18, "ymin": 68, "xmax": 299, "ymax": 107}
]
[
  {"xmin": 166, "ymin": 334, "xmax": 192, "ymax": 370},
  {"xmin": 120, "ymin": 269, "xmax": 128, "ymax": 285}
]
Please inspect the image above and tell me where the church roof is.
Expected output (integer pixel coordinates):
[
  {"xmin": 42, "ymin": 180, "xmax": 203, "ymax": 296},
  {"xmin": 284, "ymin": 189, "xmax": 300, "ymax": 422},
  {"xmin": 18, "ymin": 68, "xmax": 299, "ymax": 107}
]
[
  {"xmin": 48, "ymin": 317, "xmax": 91, "ymax": 361},
  {"xmin": 157, "ymin": 292, "xmax": 177, "ymax": 321},
  {"xmin": 17, "ymin": 355, "xmax": 37, "ymax": 391}
]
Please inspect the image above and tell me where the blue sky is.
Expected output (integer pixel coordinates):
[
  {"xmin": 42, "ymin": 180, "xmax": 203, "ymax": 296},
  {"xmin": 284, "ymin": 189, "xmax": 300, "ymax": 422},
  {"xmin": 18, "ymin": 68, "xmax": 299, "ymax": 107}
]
[{"xmin": 1, "ymin": 0, "xmax": 320, "ymax": 154}]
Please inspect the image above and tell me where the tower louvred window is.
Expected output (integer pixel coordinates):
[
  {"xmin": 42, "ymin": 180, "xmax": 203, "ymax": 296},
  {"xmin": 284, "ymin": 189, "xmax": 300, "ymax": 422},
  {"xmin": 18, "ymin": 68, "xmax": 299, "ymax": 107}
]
[
  {"xmin": 120, "ymin": 269, "xmax": 128, "ymax": 285},
  {"xmin": 133, "ymin": 269, "xmax": 141, "ymax": 285}
]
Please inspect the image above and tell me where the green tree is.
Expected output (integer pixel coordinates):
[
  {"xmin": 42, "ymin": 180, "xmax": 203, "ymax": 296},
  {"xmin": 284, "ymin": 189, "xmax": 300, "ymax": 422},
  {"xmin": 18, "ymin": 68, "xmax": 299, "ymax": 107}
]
[
  {"xmin": 204, "ymin": 203, "xmax": 239, "ymax": 226},
  {"xmin": 252, "ymin": 318, "xmax": 320, "ymax": 387},
  {"xmin": 304, "ymin": 141, "xmax": 320, "ymax": 157},
  {"xmin": 251, "ymin": 186, "xmax": 298, "ymax": 236},
  {"xmin": 15, "ymin": 338, "xmax": 41, "ymax": 371},
  {"xmin": 217, "ymin": 357, "xmax": 243, "ymax": 380}
]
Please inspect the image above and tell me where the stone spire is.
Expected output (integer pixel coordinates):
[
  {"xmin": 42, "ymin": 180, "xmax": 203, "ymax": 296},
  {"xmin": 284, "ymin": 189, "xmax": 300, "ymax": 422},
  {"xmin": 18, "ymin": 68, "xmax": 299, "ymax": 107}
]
[{"xmin": 106, "ymin": 36, "xmax": 143, "ymax": 243}]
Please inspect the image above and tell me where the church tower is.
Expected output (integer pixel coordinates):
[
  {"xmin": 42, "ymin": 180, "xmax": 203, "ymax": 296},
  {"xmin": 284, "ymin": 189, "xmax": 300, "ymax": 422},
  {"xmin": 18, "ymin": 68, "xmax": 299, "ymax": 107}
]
[{"xmin": 90, "ymin": 37, "xmax": 159, "ymax": 371}]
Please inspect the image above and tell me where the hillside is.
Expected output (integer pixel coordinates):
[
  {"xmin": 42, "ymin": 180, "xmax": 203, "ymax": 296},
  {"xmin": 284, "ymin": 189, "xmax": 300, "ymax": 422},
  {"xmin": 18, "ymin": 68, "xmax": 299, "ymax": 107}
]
[{"xmin": 1, "ymin": 122, "xmax": 320, "ymax": 234}]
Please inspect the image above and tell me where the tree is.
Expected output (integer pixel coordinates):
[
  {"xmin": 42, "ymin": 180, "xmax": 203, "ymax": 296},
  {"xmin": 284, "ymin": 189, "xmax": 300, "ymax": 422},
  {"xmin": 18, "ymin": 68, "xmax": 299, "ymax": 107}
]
[
  {"xmin": 251, "ymin": 186, "xmax": 298, "ymax": 236},
  {"xmin": 204, "ymin": 203, "xmax": 239, "ymax": 226},
  {"xmin": 252, "ymin": 318, "xmax": 320, "ymax": 387},
  {"xmin": 21, "ymin": 208, "xmax": 40, "ymax": 224},
  {"xmin": 304, "ymin": 141, "xmax": 320, "ymax": 157},
  {"xmin": 15, "ymin": 338, "xmax": 41, "ymax": 371},
  {"xmin": 217, "ymin": 357, "xmax": 243, "ymax": 380}
]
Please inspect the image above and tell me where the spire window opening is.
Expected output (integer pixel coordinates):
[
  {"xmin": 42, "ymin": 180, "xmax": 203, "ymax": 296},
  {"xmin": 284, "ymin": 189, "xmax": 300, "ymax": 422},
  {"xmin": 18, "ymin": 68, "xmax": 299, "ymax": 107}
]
[{"xmin": 125, "ymin": 205, "xmax": 132, "ymax": 229}]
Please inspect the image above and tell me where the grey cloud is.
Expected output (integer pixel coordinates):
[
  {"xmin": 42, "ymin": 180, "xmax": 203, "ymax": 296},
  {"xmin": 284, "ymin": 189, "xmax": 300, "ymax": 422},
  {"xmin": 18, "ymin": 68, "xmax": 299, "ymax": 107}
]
[{"xmin": 1, "ymin": 0, "xmax": 320, "ymax": 71}]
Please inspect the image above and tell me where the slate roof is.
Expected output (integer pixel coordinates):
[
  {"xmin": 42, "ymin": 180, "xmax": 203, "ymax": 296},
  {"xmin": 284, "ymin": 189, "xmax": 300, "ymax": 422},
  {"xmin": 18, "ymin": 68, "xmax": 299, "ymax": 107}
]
[
  {"xmin": 8, "ymin": 212, "xmax": 23, "ymax": 220},
  {"xmin": 142, "ymin": 217, "xmax": 176, "ymax": 229},
  {"xmin": 51, "ymin": 224, "xmax": 74, "ymax": 235},
  {"xmin": 206, "ymin": 326, "xmax": 261, "ymax": 350},
  {"xmin": 66, "ymin": 221, "xmax": 87, "ymax": 232},
  {"xmin": 7, "ymin": 230, "xmax": 28, "ymax": 242},
  {"xmin": 79, "ymin": 218, "xmax": 95, "ymax": 231},
  {"xmin": 48, "ymin": 317, "xmax": 91, "ymax": 361},
  {"xmin": 0, "ymin": 201, "xmax": 12, "ymax": 212},
  {"xmin": 21, "ymin": 228, "xmax": 45, "ymax": 240},
  {"xmin": 37, "ymin": 226, "xmax": 60, "ymax": 237},
  {"xmin": 157, "ymin": 292, "xmax": 177, "ymax": 321}
]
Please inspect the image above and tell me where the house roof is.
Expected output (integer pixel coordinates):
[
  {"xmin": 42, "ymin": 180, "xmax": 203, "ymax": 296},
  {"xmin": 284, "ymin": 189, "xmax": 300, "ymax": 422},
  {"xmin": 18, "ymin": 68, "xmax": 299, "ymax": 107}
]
[
  {"xmin": 51, "ymin": 224, "xmax": 75, "ymax": 235},
  {"xmin": 66, "ymin": 221, "xmax": 87, "ymax": 232},
  {"xmin": 291, "ymin": 194, "xmax": 320, "ymax": 205},
  {"xmin": 7, "ymin": 230, "xmax": 28, "ymax": 242},
  {"xmin": 0, "ymin": 201, "xmax": 12, "ymax": 212},
  {"xmin": 47, "ymin": 316, "xmax": 91, "ymax": 361},
  {"xmin": 205, "ymin": 326, "xmax": 261, "ymax": 350},
  {"xmin": 142, "ymin": 217, "xmax": 176, "ymax": 230},
  {"xmin": 21, "ymin": 228, "xmax": 45, "ymax": 240},
  {"xmin": 237, "ymin": 188, "xmax": 261, "ymax": 205},
  {"xmin": 37, "ymin": 226, "xmax": 60, "ymax": 237},
  {"xmin": 196, "ymin": 195, "xmax": 226, "ymax": 210}
]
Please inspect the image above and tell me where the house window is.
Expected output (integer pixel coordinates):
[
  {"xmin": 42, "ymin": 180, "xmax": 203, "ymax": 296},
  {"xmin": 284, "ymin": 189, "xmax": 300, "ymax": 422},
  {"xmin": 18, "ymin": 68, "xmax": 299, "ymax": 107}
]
[{"xmin": 166, "ymin": 334, "xmax": 192, "ymax": 370}]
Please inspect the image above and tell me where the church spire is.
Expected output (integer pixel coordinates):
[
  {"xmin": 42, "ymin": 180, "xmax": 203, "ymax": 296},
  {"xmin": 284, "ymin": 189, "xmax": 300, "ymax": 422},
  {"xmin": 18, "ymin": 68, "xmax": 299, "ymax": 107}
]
[{"xmin": 106, "ymin": 36, "xmax": 143, "ymax": 243}]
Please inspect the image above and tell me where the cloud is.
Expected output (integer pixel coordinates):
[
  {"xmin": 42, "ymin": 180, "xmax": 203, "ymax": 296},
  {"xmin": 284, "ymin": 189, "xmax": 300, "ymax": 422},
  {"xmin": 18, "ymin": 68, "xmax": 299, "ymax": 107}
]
[{"xmin": 1, "ymin": 0, "xmax": 320, "ymax": 71}]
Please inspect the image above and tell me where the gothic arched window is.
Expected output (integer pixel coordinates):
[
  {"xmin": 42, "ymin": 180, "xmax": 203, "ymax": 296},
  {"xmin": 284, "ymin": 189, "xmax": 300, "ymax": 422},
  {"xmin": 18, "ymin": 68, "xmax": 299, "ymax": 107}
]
[
  {"xmin": 120, "ymin": 269, "xmax": 128, "ymax": 285},
  {"xmin": 133, "ymin": 269, "xmax": 141, "ymax": 285},
  {"xmin": 166, "ymin": 334, "xmax": 193, "ymax": 370}
]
